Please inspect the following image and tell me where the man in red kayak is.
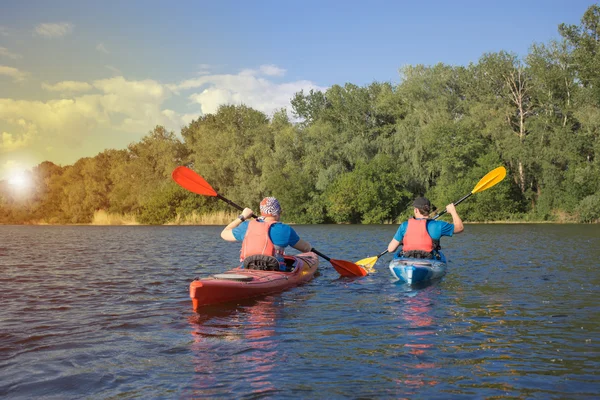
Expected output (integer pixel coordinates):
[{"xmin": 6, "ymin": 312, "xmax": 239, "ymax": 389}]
[
  {"xmin": 387, "ymin": 197, "xmax": 464, "ymax": 259},
  {"xmin": 221, "ymin": 197, "xmax": 312, "ymax": 270}
]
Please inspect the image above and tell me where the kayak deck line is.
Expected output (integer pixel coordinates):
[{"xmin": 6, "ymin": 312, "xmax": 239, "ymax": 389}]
[{"xmin": 211, "ymin": 273, "xmax": 254, "ymax": 281}]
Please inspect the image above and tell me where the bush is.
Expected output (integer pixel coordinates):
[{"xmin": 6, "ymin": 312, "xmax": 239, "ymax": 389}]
[{"xmin": 578, "ymin": 193, "xmax": 600, "ymax": 223}]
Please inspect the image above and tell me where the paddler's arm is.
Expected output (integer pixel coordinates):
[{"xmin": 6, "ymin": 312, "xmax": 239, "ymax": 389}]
[
  {"xmin": 387, "ymin": 239, "xmax": 401, "ymax": 253},
  {"xmin": 446, "ymin": 203, "xmax": 464, "ymax": 234},
  {"xmin": 292, "ymin": 239, "xmax": 312, "ymax": 253},
  {"xmin": 221, "ymin": 207, "xmax": 254, "ymax": 242}
]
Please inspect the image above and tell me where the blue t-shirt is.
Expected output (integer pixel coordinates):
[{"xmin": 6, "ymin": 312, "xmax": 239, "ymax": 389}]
[
  {"xmin": 232, "ymin": 220, "xmax": 300, "ymax": 248},
  {"xmin": 393, "ymin": 218, "xmax": 454, "ymax": 242}
]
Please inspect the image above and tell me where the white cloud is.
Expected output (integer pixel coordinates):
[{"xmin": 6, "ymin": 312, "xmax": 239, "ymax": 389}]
[
  {"xmin": 96, "ymin": 43, "xmax": 109, "ymax": 54},
  {"xmin": 189, "ymin": 87, "xmax": 243, "ymax": 115},
  {"xmin": 0, "ymin": 98, "xmax": 97, "ymax": 145},
  {"xmin": 42, "ymin": 80, "xmax": 93, "ymax": 93},
  {"xmin": 1, "ymin": 131, "xmax": 29, "ymax": 151},
  {"xmin": 239, "ymin": 64, "xmax": 287, "ymax": 78},
  {"xmin": 179, "ymin": 112, "xmax": 201, "ymax": 126},
  {"xmin": 197, "ymin": 64, "xmax": 212, "ymax": 75},
  {"xmin": 260, "ymin": 64, "xmax": 286, "ymax": 77},
  {"xmin": 175, "ymin": 65, "xmax": 326, "ymax": 116},
  {"xmin": 0, "ymin": 77, "xmax": 180, "ymax": 151},
  {"xmin": 0, "ymin": 121, "xmax": 36, "ymax": 152},
  {"xmin": 0, "ymin": 65, "xmax": 27, "ymax": 82},
  {"xmin": 91, "ymin": 77, "xmax": 173, "ymax": 132},
  {"xmin": 0, "ymin": 47, "xmax": 22, "ymax": 60},
  {"xmin": 94, "ymin": 76, "xmax": 167, "ymax": 99},
  {"xmin": 34, "ymin": 23, "xmax": 74, "ymax": 38}
]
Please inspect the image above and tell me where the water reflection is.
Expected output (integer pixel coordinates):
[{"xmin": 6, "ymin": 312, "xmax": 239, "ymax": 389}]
[
  {"xmin": 390, "ymin": 284, "xmax": 441, "ymax": 391},
  {"xmin": 187, "ymin": 297, "xmax": 282, "ymax": 397}
]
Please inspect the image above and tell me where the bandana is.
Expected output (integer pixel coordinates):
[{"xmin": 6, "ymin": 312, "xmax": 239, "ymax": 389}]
[{"xmin": 260, "ymin": 197, "xmax": 281, "ymax": 217}]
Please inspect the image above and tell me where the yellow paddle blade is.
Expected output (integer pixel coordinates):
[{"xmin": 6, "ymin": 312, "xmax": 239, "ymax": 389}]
[
  {"xmin": 472, "ymin": 166, "xmax": 507, "ymax": 194},
  {"xmin": 355, "ymin": 256, "xmax": 378, "ymax": 272}
]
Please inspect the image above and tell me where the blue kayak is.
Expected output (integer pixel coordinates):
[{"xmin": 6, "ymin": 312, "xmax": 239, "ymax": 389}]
[{"xmin": 389, "ymin": 251, "xmax": 447, "ymax": 284}]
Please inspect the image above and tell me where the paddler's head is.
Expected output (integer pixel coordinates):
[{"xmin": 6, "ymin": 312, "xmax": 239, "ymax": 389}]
[
  {"xmin": 260, "ymin": 197, "xmax": 282, "ymax": 220},
  {"xmin": 413, "ymin": 196, "xmax": 433, "ymax": 218}
]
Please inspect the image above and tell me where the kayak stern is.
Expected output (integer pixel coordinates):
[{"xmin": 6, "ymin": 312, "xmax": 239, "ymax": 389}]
[{"xmin": 389, "ymin": 252, "xmax": 447, "ymax": 284}]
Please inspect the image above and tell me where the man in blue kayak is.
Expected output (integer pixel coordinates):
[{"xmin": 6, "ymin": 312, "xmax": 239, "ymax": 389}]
[
  {"xmin": 387, "ymin": 197, "xmax": 464, "ymax": 259},
  {"xmin": 221, "ymin": 197, "xmax": 312, "ymax": 270}
]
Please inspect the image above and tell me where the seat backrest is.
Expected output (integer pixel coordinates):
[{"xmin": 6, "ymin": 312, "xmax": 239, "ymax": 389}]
[{"xmin": 243, "ymin": 254, "xmax": 280, "ymax": 271}]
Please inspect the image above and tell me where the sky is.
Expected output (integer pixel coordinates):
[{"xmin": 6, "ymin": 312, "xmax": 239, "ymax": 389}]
[{"xmin": 0, "ymin": 0, "xmax": 595, "ymax": 181}]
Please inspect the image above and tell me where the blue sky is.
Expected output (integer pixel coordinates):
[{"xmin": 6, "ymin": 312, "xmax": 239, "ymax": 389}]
[{"xmin": 0, "ymin": 0, "xmax": 595, "ymax": 181}]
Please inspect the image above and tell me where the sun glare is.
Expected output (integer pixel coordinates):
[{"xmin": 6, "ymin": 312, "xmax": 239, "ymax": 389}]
[{"xmin": 8, "ymin": 173, "xmax": 30, "ymax": 189}]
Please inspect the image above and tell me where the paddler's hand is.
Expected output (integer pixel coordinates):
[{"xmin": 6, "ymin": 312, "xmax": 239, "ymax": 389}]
[
  {"xmin": 241, "ymin": 208, "xmax": 254, "ymax": 220},
  {"xmin": 445, "ymin": 203, "xmax": 457, "ymax": 215},
  {"xmin": 221, "ymin": 207, "xmax": 254, "ymax": 242}
]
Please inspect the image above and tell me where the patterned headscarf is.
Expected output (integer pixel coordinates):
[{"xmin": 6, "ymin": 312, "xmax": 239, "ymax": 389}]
[{"xmin": 260, "ymin": 197, "xmax": 281, "ymax": 217}]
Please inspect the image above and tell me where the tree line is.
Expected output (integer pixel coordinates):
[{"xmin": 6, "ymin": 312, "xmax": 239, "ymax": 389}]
[{"xmin": 1, "ymin": 5, "xmax": 599, "ymax": 224}]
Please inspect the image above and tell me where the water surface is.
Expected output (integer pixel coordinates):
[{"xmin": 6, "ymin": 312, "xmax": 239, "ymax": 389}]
[{"xmin": 1, "ymin": 224, "xmax": 599, "ymax": 398}]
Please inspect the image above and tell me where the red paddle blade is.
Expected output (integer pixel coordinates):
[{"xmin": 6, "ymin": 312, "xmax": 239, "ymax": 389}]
[
  {"xmin": 330, "ymin": 259, "xmax": 368, "ymax": 277},
  {"xmin": 172, "ymin": 166, "xmax": 217, "ymax": 197}
]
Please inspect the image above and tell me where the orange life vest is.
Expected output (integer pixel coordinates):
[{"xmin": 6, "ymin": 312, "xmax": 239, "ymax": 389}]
[
  {"xmin": 240, "ymin": 220, "xmax": 285, "ymax": 261},
  {"xmin": 402, "ymin": 218, "xmax": 434, "ymax": 252}
]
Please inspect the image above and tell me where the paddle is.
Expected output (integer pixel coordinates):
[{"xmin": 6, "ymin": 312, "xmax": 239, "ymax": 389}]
[
  {"xmin": 355, "ymin": 250, "xmax": 388, "ymax": 272},
  {"xmin": 431, "ymin": 166, "xmax": 507, "ymax": 220},
  {"xmin": 356, "ymin": 166, "xmax": 507, "ymax": 270},
  {"xmin": 172, "ymin": 166, "xmax": 368, "ymax": 277},
  {"xmin": 310, "ymin": 248, "xmax": 368, "ymax": 277}
]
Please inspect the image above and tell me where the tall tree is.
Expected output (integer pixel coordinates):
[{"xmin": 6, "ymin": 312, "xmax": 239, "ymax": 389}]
[{"xmin": 182, "ymin": 105, "xmax": 274, "ymax": 208}]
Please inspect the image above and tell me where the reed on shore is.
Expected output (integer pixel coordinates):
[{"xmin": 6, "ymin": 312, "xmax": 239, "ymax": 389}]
[
  {"xmin": 92, "ymin": 210, "xmax": 139, "ymax": 225},
  {"xmin": 90, "ymin": 210, "xmax": 239, "ymax": 226}
]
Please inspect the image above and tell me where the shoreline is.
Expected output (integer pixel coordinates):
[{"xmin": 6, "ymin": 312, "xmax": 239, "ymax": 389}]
[{"xmin": 1, "ymin": 220, "xmax": 597, "ymax": 226}]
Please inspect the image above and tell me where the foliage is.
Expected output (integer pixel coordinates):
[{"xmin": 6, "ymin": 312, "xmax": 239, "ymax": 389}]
[
  {"xmin": 1, "ymin": 5, "xmax": 600, "ymax": 225},
  {"xmin": 578, "ymin": 192, "xmax": 600, "ymax": 223}
]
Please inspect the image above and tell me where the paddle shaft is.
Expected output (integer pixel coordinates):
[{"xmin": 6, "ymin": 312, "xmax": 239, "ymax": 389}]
[
  {"xmin": 376, "ymin": 250, "xmax": 389, "ymax": 259},
  {"xmin": 433, "ymin": 166, "xmax": 506, "ymax": 220},
  {"xmin": 215, "ymin": 194, "xmax": 258, "ymax": 218},
  {"xmin": 310, "ymin": 248, "xmax": 331, "ymax": 261},
  {"xmin": 432, "ymin": 192, "xmax": 472, "ymax": 220}
]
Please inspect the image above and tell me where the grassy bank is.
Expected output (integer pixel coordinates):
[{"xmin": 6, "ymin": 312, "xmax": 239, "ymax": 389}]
[
  {"xmin": 166, "ymin": 211, "xmax": 239, "ymax": 225},
  {"xmin": 92, "ymin": 210, "xmax": 139, "ymax": 225},
  {"xmin": 90, "ymin": 210, "xmax": 238, "ymax": 226},
  {"xmin": 4, "ymin": 209, "xmax": 596, "ymax": 226}
]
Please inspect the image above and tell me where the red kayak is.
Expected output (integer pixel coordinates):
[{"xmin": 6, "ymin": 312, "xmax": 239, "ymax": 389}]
[{"xmin": 190, "ymin": 252, "xmax": 319, "ymax": 310}]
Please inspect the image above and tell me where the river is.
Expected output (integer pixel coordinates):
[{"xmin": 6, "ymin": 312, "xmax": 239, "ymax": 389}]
[{"xmin": 1, "ymin": 224, "xmax": 599, "ymax": 398}]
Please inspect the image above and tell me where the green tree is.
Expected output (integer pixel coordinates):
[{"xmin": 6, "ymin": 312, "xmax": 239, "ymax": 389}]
[
  {"xmin": 110, "ymin": 126, "xmax": 186, "ymax": 217},
  {"xmin": 324, "ymin": 155, "xmax": 410, "ymax": 223}
]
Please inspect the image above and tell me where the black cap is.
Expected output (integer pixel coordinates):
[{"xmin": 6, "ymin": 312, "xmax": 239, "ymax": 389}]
[{"xmin": 413, "ymin": 197, "xmax": 432, "ymax": 211}]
